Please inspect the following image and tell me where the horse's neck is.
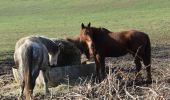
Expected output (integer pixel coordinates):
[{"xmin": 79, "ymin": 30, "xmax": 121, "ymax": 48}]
[
  {"xmin": 93, "ymin": 27, "xmax": 112, "ymax": 37},
  {"xmin": 67, "ymin": 37, "xmax": 86, "ymax": 52},
  {"xmin": 38, "ymin": 37, "xmax": 57, "ymax": 53},
  {"xmin": 92, "ymin": 28, "xmax": 103, "ymax": 39},
  {"xmin": 68, "ymin": 37, "xmax": 81, "ymax": 46}
]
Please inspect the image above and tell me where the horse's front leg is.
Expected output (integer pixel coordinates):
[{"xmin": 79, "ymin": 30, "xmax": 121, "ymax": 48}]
[
  {"xmin": 94, "ymin": 54, "xmax": 104, "ymax": 82},
  {"xmin": 100, "ymin": 56, "xmax": 106, "ymax": 79},
  {"xmin": 42, "ymin": 70, "xmax": 50, "ymax": 95},
  {"xmin": 94, "ymin": 54, "xmax": 100, "ymax": 82}
]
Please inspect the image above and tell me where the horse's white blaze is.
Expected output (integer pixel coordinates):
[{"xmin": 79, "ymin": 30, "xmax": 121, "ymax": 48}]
[
  {"xmin": 49, "ymin": 54, "xmax": 52, "ymax": 65},
  {"xmin": 86, "ymin": 41, "xmax": 93, "ymax": 56},
  {"xmin": 49, "ymin": 49, "xmax": 61, "ymax": 66}
]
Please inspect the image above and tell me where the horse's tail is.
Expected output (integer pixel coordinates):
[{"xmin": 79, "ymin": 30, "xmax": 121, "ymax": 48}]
[
  {"xmin": 144, "ymin": 35, "xmax": 151, "ymax": 64},
  {"xmin": 23, "ymin": 45, "xmax": 33, "ymax": 99},
  {"xmin": 143, "ymin": 34, "xmax": 152, "ymax": 82}
]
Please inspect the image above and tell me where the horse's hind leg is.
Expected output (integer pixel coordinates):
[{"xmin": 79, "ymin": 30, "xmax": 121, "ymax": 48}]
[
  {"xmin": 42, "ymin": 70, "xmax": 50, "ymax": 94},
  {"xmin": 134, "ymin": 57, "xmax": 142, "ymax": 73},
  {"xmin": 19, "ymin": 81, "xmax": 25, "ymax": 98},
  {"xmin": 132, "ymin": 46, "xmax": 144, "ymax": 80},
  {"xmin": 30, "ymin": 67, "xmax": 41, "ymax": 98},
  {"xmin": 134, "ymin": 57, "xmax": 142, "ymax": 82},
  {"xmin": 143, "ymin": 57, "xmax": 152, "ymax": 83},
  {"xmin": 17, "ymin": 70, "xmax": 25, "ymax": 99}
]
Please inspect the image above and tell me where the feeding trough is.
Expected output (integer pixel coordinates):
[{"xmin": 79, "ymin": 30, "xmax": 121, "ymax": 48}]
[
  {"xmin": 12, "ymin": 62, "xmax": 95, "ymax": 87},
  {"xmin": 12, "ymin": 39, "xmax": 96, "ymax": 87}
]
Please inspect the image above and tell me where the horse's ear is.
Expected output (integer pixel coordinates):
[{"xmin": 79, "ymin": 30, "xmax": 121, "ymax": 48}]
[
  {"xmin": 58, "ymin": 42, "xmax": 64, "ymax": 50},
  {"xmin": 88, "ymin": 22, "xmax": 91, "ymax": 27},
  {"xmin": 81, "ymin": 23, "xmax": 85, "ymax": 29}
]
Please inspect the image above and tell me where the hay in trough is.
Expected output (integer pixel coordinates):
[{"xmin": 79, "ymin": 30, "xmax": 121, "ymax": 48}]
[{"xmin": 52, "ymin": 38, "xmax": 81, "ymax": 66}]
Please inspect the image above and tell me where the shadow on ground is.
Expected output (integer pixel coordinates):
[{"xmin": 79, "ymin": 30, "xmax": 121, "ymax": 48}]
[{"xmin": 0, "ymin": 51, "xmax": 14, "ymax": 75}]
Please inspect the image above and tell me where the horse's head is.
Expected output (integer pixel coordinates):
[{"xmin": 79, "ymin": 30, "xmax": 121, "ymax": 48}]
[
  {"xmin": 49, "ymin": 42, "xmax": 64, "ymax": 67},
  {"xmin": 79, "ymin": 22, "xmax": 96, "ymax": 59}
]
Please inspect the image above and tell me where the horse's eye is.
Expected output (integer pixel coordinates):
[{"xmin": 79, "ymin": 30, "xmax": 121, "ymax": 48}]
[
  {"xmin": 85, "ymin": 30, "xmax": 90, "ymax": 35},
  {"xmin": 91, "ymin": 43, "xmax": 95, "ymax": 49}
]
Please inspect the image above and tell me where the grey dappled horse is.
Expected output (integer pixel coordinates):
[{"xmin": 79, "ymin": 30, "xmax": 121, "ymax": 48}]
[{"xmin": 14, "ymin": 36, "xmax": 63, "ymax": 100}]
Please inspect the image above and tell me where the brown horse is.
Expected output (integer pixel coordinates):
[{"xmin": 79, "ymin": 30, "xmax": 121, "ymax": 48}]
[{"xmin": 79, "ymin": 23, "xmax": 152, "ymax": 83}]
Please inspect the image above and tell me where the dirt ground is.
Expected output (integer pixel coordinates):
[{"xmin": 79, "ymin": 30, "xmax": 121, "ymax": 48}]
[{"xmin": 0, "ymin": 42, "xmax": 170, "ymax": 100}]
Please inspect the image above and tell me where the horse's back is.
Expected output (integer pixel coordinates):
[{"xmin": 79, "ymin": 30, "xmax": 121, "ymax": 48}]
[
  {"xmin": 14, "ymin": 36, "xmax": 49, "ymax": 69},
  {"xmin": 25, "ymin": 39, "xmax": 49, "ymax": 69},
  {"xmin": 101, "ymin": 30, "xmax": 150, "ymax": 57},
  {"xmin": 110, "ymin": 30, "xmax": 149, "ymax": 44}
]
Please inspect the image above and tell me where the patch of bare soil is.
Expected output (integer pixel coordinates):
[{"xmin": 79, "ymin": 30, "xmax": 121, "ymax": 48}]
[{"xmin": 0, "ymin": 43, "xmax": 170, "ymax": 99}]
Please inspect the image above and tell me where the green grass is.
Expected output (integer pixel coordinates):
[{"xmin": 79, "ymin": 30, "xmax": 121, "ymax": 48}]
[{"xmin": 0, "ymin": 0, "xmax": 170, "ymax": 53}]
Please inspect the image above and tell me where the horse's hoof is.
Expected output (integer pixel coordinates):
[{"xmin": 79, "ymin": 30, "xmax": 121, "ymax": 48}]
[
  {"xmin": 146, "ymin": 79, "xmax": 152, "ymax": 84},
  {"xmin": 45, "ymin": 90, "xmax": 50, "ymax": 95},
  {"xmin": 18, "ymin": 95, "xmax": 24, "ymax": 100}
]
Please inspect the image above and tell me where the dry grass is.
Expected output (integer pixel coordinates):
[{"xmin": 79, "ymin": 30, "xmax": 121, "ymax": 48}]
[
  {"xmin": 0, "ymin": 42, "xmax": 170, "ymax": 100},
  {"xmin": 51, "ymin": 63, "xmax": 170, "ymax": 100}
]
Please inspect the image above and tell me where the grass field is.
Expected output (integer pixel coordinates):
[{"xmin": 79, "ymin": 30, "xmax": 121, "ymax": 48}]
[
  {"xmin": 0, "ymin": 0, "xmax": 170, "ymax": 99},
  {"xmin": 0, "ymin": 0, "xmax": 170, "ymax": 52}
]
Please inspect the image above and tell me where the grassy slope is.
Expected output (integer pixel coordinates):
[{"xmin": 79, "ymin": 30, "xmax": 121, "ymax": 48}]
[{"xmin": 0, "ymin": 0, "xmax": 170, "ymax": 53}]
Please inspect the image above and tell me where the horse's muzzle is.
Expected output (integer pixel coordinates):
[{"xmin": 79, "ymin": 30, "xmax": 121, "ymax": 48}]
[
  {"xmin": 88, "ymin": 52, "xmax": 95, "ymax": 61},
  {"xmin": 49, "ymin": 64, "xmax": 57, "ymax": 68}
]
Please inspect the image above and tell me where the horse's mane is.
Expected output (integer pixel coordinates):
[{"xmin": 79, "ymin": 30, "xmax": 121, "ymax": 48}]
[
  {"xmin": 99, "ymin": 27, "xmax": 111, "ymax": 33},
  {"xmin": 91, "ymin": 27, "xmax": 111, "ymax": 34}
]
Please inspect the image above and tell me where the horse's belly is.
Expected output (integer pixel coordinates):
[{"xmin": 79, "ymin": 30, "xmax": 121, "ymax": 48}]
[
  {"xmin": 106, "ymin": 52, "xmax": 127, "ymax": 57},
  {"xmin": 104, "ymin": 49, "xmax": 128, "ymax": 57}
]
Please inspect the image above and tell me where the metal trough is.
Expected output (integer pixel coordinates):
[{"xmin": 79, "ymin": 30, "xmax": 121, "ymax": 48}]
[{"xmin": 12, "ymin": 62, "xmax": 96, "ymax": 87}]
